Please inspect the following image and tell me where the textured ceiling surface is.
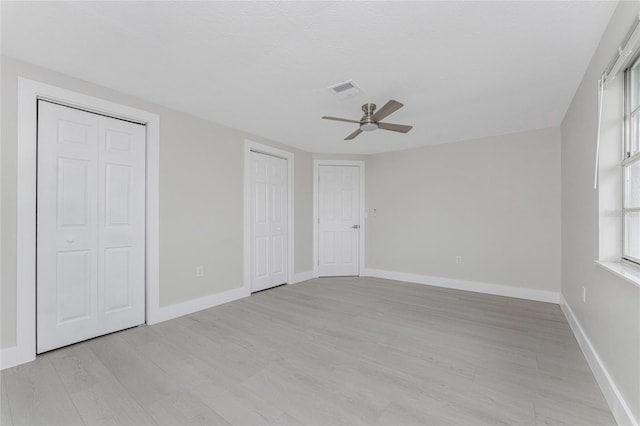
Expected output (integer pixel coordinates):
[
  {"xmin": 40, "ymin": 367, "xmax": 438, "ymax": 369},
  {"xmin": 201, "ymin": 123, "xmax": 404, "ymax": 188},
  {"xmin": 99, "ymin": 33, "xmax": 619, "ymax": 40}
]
[{"xmin": 2, "ymin": 1, "xmax": 616, "ymax": 154}]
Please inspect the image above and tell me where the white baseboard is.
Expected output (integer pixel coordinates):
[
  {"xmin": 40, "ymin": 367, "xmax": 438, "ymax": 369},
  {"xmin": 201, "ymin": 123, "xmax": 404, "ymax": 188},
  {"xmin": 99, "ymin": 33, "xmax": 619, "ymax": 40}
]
[
  {"xmin": 363, "ymin": 268, "xmax": 560, "ymax": 304},
  {"xmin": 2, "ymin": 286, "xmax": 250, "ymax": 369},
  {"xmin": 151, "ymin": 285, "xmax": 250, "ymax": 324},
  {"xmin": 560, "ymin": 295, "xmax": 638, "ymax": 426},
  {"xmin": 290, "ymin": 270, "xmax": 313, "ymax": 284},
  {"xmin": 0, "ymin": 345, "xmax": 20, "ymax": 370},
  {"xmin": 150, "ymin": 270, "xmax": 313, "ymax": 325}
]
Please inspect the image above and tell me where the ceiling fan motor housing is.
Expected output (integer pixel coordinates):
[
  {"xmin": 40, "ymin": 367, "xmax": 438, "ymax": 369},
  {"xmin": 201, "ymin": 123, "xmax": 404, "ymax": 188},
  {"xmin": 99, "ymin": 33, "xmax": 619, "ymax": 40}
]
[{"xmin": 360, "ymin": 103, "xmax": 379, "ymax": 131}]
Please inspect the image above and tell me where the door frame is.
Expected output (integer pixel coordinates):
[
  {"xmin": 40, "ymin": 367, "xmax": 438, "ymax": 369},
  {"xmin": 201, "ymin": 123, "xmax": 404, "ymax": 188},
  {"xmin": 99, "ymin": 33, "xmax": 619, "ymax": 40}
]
[
  {"xmin": 313, "ymin": 160, "xmax": 365, "ymax": 278},
  {"xmin": 14, "ymin": 78, "xmax": 160, "ymax": 368},
  {"xmin": 243, "ymin": 140, "xmax": 295, "ymax": 292}
]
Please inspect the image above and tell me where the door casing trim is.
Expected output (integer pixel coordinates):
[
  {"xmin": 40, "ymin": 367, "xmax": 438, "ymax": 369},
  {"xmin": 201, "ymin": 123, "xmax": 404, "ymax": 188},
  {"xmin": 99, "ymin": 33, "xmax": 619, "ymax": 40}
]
[
  {"xmin": 13, "ymin": 78, "xmax": 160, "ymax": 368},
  {"xmin": 313, "ymin": 160, "xmax": 365, "ymax": 278}
]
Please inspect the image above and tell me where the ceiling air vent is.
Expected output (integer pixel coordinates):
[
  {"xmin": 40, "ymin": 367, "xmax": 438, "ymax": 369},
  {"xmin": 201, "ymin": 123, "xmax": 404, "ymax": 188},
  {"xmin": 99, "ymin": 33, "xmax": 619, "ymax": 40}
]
[{"xmin": 327, "ymin": 80, "xmax": 362, "ymax": 99}]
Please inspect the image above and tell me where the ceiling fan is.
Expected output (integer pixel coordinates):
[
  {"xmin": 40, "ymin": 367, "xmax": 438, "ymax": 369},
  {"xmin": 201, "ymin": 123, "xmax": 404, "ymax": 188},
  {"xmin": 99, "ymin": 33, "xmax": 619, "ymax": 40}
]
[{"xmin": 322, "ymin": 100, "xmax": 413, "ymax": 140}]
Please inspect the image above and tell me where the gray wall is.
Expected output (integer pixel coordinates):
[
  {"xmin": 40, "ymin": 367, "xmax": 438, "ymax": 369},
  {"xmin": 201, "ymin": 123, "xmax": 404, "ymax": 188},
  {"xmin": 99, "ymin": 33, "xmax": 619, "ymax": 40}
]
[
  {"xmin": 365, "ymin": 127, "xmax": 562, "ymax": 293},
  {"xmin": 312, "ymin": 153, "xmax": 368, "ymax": 162},
  {"xmin": 0, "ymin": 56, "xmax": 314, "ymax": 348},
  {"xmin": 561, "ymin": 0, "xmax": 640, "ymax": 421}
]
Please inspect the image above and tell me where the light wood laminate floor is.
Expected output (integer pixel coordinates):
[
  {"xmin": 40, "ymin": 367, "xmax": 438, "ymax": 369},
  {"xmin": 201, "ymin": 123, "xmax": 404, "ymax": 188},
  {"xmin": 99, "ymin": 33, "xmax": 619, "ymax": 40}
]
[{"xmin": 1, "ymin": 277, "xmax": 615, "ymax": 425}]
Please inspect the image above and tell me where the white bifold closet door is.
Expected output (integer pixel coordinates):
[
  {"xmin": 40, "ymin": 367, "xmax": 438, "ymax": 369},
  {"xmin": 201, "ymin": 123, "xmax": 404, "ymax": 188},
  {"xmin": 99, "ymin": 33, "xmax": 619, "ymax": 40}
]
[
  {"xmin": 250, "ymin": 151, "xmax": 288, "ymax": 292},
  {"xmin": 37, "ymin": 101, "xmax": 146, "ymax": 353},
  {"xmin": 318, "ymin": 165, "xmax": 360, "ymax": 277}
]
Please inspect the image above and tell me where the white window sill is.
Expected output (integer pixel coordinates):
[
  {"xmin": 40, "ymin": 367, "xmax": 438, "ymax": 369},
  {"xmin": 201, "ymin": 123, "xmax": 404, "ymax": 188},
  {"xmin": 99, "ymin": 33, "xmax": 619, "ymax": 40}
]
[{"xmin": 595, "ymin": 260, "xmax": 640, "ymax": 289}]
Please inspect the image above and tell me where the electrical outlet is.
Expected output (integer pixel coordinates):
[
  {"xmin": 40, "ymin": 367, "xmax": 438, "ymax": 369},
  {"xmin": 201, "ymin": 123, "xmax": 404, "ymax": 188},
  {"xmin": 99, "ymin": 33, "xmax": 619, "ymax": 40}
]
[
  {"xmin": 582, "ymin": 287, "xmax": 586, "ymax": 303},
  {"xmin": 456, "ymin": 256, "xmax": 462, "ymax": 265},
  {"xmin": 196, "ymin": 266, "xmax": 204, "ymax": 277}
]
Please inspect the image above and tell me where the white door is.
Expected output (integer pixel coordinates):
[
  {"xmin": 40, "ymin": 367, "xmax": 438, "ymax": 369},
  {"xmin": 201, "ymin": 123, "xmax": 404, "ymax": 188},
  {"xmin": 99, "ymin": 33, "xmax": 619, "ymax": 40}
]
[
  {"xmin": 37, "ymin": 101, "xmax": 146, "ymax": 353},
  {"xmin": 250, "ymin": 151, "xmax": 288, "ymax": 292},
  {"xmin": 318, "ymin": 165, "xmax": 360, "ymax": 276}
]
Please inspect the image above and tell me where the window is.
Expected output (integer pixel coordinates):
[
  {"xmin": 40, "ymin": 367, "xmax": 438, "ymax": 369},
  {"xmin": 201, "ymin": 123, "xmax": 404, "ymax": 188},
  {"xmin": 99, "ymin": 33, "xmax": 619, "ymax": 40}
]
[{"xmin": 623, "ymin": 56, "xmax": 640, "ymax": 264}]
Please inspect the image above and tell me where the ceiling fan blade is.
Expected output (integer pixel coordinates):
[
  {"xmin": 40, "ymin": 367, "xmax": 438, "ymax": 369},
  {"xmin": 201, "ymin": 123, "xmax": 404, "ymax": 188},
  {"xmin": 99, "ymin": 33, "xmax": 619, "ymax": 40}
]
[
  {"xmin": 322, "ymin": 116, "xmax": 361, "ymax": 124},
  {"xmin": 344, "ymin": 128, "xmax": 363, "ymax": 140},
  {"xmin": 378, "ymin": 122, "xmax": 413, "ymax": 133},
  {"xmin": 372, "ymin": 100, "xmax": 403, "ymax": 122}
]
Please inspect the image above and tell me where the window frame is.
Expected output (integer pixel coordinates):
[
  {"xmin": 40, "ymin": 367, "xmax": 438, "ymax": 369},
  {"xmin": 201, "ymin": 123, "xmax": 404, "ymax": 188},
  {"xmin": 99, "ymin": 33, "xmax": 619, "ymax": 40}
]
[{"xmin": 622, "ymin": 55, "xmax": 640, "ymax": 265}]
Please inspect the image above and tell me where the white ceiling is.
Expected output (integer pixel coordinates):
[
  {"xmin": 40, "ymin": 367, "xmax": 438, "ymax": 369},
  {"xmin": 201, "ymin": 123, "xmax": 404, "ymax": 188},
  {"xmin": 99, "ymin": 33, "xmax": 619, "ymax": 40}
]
[{"xmin": 2, "ymin": 1, "xmax": 616, "ymax": 154}]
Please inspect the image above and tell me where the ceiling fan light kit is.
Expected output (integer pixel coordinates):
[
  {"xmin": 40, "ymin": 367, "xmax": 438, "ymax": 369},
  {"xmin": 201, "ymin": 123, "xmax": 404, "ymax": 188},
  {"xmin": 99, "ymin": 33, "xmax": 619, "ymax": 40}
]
[
  {"xmin": 360, "ymin": 122, "xmax": 378, "ymax": 132},
  {"xmin": 322, "ymin": 100, "xmax": 413, "ymax": 140}
]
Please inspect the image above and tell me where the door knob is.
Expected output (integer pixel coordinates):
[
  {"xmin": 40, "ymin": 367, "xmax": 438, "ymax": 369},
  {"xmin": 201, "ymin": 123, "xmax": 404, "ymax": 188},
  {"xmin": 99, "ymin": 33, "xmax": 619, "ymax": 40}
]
[{"xmin": 352, "ymin": 225, "xmax": 360, "ymax": 229}]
